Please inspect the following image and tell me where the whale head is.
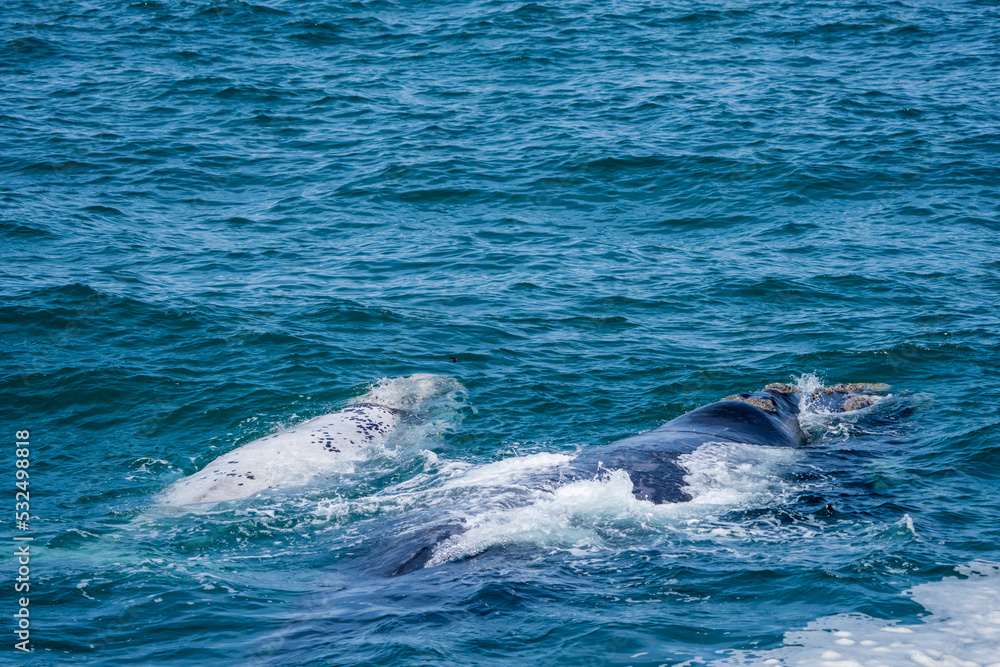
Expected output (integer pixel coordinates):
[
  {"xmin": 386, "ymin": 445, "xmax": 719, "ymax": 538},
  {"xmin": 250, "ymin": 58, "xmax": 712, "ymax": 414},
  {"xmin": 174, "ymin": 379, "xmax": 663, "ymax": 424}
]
[{"xmin": 357, "ymin": 373, "xmax": 466, "ymax": 413}]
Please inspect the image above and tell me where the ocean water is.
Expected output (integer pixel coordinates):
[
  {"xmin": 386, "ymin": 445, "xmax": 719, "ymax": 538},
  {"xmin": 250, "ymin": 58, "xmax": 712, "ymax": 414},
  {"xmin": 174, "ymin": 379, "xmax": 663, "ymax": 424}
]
[{"xmin": 2, "ymin": 0, "xmax": 999, "ymax": 664}]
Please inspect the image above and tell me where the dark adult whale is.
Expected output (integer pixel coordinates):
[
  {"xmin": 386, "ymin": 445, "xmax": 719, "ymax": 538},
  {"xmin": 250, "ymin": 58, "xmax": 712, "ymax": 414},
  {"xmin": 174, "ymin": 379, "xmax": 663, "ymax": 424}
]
[
  {"xmin": 564, "ymin": 381, "xmax": 884, "ymax": 504},
  {"xmin": 380, "ymin": 381, "xmax": 888, "ymax": 575}
]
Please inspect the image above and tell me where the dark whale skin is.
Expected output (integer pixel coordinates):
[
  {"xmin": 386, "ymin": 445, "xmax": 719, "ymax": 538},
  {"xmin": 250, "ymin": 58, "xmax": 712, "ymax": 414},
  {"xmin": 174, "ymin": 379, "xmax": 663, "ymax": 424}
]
[{"xmin": 568, "ymin": 388, "xmax": 805, "ymax": 504}]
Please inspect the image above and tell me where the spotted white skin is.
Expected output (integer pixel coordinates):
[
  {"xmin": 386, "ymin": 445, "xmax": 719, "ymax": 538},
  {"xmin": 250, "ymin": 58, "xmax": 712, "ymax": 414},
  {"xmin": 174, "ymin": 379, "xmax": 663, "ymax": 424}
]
[
  {"xmin": 162, "ymin": 404, "xmax": 399, "ymax": 505},
  {"xmin": 162, "ymin": 374, "xmax": 458, "ymax": 506}
]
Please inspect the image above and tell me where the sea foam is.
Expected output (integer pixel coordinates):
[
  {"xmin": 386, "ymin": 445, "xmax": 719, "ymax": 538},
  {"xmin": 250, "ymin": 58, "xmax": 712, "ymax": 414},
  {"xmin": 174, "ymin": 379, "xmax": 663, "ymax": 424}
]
[{"xmin": 717, "ymin": 561, "xmax": 1000, "ymax": 667}]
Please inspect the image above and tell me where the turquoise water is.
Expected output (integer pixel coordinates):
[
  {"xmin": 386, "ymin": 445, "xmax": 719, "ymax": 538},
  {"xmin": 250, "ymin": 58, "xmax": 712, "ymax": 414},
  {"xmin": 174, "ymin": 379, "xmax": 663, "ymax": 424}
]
[{"xmin": 2, "ymin": 0, "xmax": 1000, "ymax": 664}]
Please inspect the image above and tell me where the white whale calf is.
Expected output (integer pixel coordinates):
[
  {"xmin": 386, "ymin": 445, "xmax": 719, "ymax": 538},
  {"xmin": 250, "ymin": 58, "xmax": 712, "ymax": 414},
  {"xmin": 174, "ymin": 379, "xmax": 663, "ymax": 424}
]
[{"xmin": 162, "ymin": 373, "xmax": 461, "ymax": 506}]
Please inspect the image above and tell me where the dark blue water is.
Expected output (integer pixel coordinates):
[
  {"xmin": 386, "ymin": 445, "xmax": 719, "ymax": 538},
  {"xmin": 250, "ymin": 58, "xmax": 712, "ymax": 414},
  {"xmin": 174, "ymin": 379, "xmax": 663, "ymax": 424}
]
[{"xmin": 2, "ymin": 0, "xmax": 999, "ymax": 664}]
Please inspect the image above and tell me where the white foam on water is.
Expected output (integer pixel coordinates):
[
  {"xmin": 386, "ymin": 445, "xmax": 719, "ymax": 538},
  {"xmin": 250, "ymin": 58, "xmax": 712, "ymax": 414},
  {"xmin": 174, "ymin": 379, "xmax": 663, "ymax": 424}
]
[
  {"xmin": 793, "ymin": 373, "xmax": 894, "ymax": 441},
  {"xmin": 437, "ymin": 451, "xmax": 575, "ymax": 489},
  {"xmin": 426, "ymin": 468, "xmax": 644, "ymax": 567},
  {"xmin": 716, "ymin": 561, "xmax": 1000, "ymax": 667},
  {"xmin": 679, "ymin": 441, "xmax": 802, "ymax": 507},
  {"xmin": 424, "ymin": 439, "xmax": 805, "ymax": 567},
  {"xmin": 795, "ymin": 373, "xmax": 827, "ymax": 398},
  {"xmin": 311, "ymin": 450, "xmax": 575, "ymax": 522}
]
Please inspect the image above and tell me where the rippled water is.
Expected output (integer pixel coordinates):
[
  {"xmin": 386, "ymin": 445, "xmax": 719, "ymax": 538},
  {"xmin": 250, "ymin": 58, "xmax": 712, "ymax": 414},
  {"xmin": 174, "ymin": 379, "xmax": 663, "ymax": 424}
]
[{"xmin": 2, "ymin": 0, "xmax": 999, "ymax": 664}]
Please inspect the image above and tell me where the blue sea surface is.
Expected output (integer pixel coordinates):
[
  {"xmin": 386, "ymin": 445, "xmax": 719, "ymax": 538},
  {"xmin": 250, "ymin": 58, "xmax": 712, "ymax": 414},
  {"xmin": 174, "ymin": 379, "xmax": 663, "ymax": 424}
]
[{"xmin": 2, "ymin": 0, "xmax": 999, "ymax": 664}]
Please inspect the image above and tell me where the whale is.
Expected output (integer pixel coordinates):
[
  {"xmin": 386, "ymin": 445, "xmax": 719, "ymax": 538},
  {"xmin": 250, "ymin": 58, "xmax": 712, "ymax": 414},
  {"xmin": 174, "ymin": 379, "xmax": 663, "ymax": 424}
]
[
  {"xmin": 162, "ymin": 373, "xmax": 462, "ymax": 506},
  {"xmin": 378, "ymin": 380, "xmax": 890, "ymax": 575},
  {"xmin": 563, "ymin": 381, "xmax": 887, "ymax": 504}
]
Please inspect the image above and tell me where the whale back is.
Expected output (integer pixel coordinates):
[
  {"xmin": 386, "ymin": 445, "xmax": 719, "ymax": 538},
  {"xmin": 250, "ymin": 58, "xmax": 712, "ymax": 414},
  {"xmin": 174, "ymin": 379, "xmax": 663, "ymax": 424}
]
[
  {"xmin": 162, "ymin": 373, "xmax": 465, "ymax": 506},
  {"xmin": 656, "ymin": 391, "xmax": 804, "ymax": 449},
  {"xmin": 161, "ymin": 404, "xmax": 400, "ymax": 505}
]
